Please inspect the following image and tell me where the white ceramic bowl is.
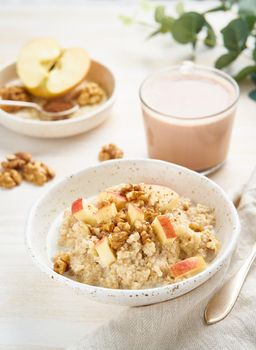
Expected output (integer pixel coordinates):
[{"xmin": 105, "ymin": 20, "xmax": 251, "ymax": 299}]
[
  {"xmin": 25, "ymin": 159, "xmax": 240, "ymax": 306},
  {"xmin": 0, "ymin": 61, "xmax": 116, "ymax": 138}
]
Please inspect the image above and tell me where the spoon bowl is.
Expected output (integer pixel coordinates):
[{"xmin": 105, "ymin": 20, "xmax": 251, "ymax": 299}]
[{"xmin": 0, "ymin": 100, "xmax": 80, "ymax": 120}]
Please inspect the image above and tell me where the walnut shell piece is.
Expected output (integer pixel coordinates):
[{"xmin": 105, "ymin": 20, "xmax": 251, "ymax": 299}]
[
  {"xmin": 98, "ymin": 143, "xmax": 124, "ymax": 161},
  {"xmin": 0, "ymin": 169, "xmax": 22, "ymax": 189},
  {"xmin": 22, "ymin": 161, "xmax": 55, "ymax": 186},
  {"xmin": 0, "ymin": 86, "xmax": 30, "ymax": 112}
]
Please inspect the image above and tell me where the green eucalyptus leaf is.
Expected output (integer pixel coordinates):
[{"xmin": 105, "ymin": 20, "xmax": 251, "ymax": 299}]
[
  {"xmin": 242, "ymin": 14, "xmax": 256, "ymax": 31},
  {"xmin": 140, "ymin": 0, "xmax": 155, "ymax": 12},
  {"xmin": 119, "ymin": 15, "xmax": 134, "ymax": 26},
  {"xmin": 215, "ymin": 51, "xmax": 239, "ymax": 69},
  {"xmin": 249, "ymin": 89, "xmax": 256, "ymax": 101},
  {"xmin": 175, "ymin": 2, "xmax": 185, "ymax": 16},
  {"xmin": 148, "ymin": 29, "xmax": 161, "ymax": 38},
  {"xmin": 172, "ymin": 12, "xmax": 205, "ymax": 44},
  {"xmin": 221, "ymin": 18, "xmax": 249, "ymax": 52},
  {"xmin": 239, "ymin": 0, "xmax": 256, "ymax": 17},
  {"xmin": 204, "ymin": 4, "xmax": 228, "ymax": 14},
  {"xmin": 155, "ymin": 6, "xmax": 165, "ymax": 23},
  {"xmin": 160, "ymin": 16, "xmax": 175, "ymax": 33},
  {"xmin": 251, "ymin": 72, "xmax": 256, "ymax": 83},
  {"xmin": 204, "ymin": 22, "xmax": 217, "ymax": 47},
  {"xmin": 253, "ymin": 47, "xmax": 256, "ymax": 61},
  {"xmin": 234, "ymin": 65, "xmax": 256, "ymax": 81}
]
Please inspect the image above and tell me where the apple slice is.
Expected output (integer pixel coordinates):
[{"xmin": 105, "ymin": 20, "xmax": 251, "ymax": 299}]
[
  {"xmin": 98, "ymin": 191, "xmax": 127, "ymax": 210},
  {"xmin": 96, "ymin": 202, "xmax": 117, "ymax": 224},
  {"xmin": 71, "ymin": 198, "xmax": 97, "ymax": 226},
  {"xmin": 17, "ymin": 38, "xmax": 62, "ymax": 90},
  {"xmin": 170, "ymin": 256, "xmax": 207, "ymax": 279},
  {"xmin": 142, "ymin": 184, "xmax": 180, "ymax": 212},
  {"xmin": 152, "ymin": 215, "xmax": 176, "ymax": 244},
  {"xmin": 95, "ymin": 236, "xmax": 116, "ymax": 267},
  {"xmin": 127, "ymin": 203, "xmax": 144, "ymax": 225},
  {"xmin": 17, "ymin": 38, "xmax": 91, "ymax": 98},
  {"xmin": 46, "ymin": 48, "xmax": 90, "ymax": 96}
]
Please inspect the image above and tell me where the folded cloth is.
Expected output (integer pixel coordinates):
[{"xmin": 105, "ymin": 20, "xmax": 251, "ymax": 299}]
[{"xmin": 68, "ymin": 169, "xmax": 256, "ymax": 350}]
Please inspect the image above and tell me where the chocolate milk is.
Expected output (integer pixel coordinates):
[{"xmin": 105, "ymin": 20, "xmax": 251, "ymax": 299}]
[{"xmin": 140, "ymin": 64, "xmax": 239, "ymax": 172}]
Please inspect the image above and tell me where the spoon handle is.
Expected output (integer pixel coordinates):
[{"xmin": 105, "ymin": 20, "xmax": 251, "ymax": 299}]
[
  {"xmin": 205, "ymin": 242, "xmax": 256, "ymax": 325},
  {"xmin": 0, "ymin": 100, "xmax": 40, "ymax": 110}
]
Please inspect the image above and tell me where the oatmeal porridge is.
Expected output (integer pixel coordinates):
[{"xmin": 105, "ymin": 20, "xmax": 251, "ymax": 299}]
[{"xmin": 53, "ymin": 183, "xmax": 220, "ymax": 289}]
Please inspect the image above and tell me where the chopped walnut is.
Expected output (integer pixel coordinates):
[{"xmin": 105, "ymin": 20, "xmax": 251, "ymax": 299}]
[
  {"xmin": 112, "ymin": 209, "xmax": 127, "ymax": 224},
  {"xmin": 109, "ymin": 230, "xmax": 130, "ymax": 250},
  {"xmin": 0, "ymin": 169, "xmax": 22, "ymax": 189},
  {"xmin": 89, "ymin": 226, "xmax": 104, "ymax": 239},
  {"xmin": 53, "ymin": 253, "xmax": 70, "ymax": 275},
  {"xmin": 98, "ymin": 143, "xmax": 124, "ymax": 161},
  {"xmin": 0, "ymin": 86, "xmax": 30, "ymax": 112},
  {"xmin": 100, "ymin": 222, "xmax": 115, "ymax": 233},
  {"xmin": 189, "ymin": 222, "xmax": 203, "ymax": 232},
  {"xmin": 77, "ymin": 82, "xmax": 106, "ymax": 107},
  {"xmin": 119, "ymin": 184, "xmax": 149, "ymax": 206},
  {"xmin": 134, "ymin": 220, "xmax": 153, "ymax": 245},
  {"xmin": 117, "ymin": 221, "xmax": 130, "ymax": 232},
  {"xmin": 144, "ymin": 208, "xmax": 158, "ymax": 223},
  {"xmin": 119, "ymin": 184, "xmax": 134, "ymax": 195},
  {"xmin": 140, "ymin": 230, "xmax": 152, "ymax": 245},
  {"xmin": 22, "ymin": 161, "xmax": 55, "ymax": 186}
]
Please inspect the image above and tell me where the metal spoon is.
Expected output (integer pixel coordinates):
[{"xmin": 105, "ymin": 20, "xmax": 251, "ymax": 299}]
[
  {"xmin": 0, "ymin": 100, "xmax": 79, "ymax": 120},
  {"xmin": 205, "ymin": 242, "xmax": 256, "ymax": 324}
]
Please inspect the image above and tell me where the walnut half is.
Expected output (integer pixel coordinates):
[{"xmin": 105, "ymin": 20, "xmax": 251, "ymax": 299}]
[
  {"xmin": 0, "ymin": 169, "xmax": 22, "ymax": 189},
  {"xmin": 98, "ymin": 143, "xmax": 124, "ymax": 161},
  {"xmin": 0, "ymin": 86, "xmax": 30, "ymax": 112},
  {"xmin": 22, "ymin": 161, "xmax": 55, "ymax": 186}
]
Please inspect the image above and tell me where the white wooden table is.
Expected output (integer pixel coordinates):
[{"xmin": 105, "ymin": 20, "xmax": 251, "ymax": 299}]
[{"xmin": 0, "ymin": 2, "xmax": 255, "ymax": 349}]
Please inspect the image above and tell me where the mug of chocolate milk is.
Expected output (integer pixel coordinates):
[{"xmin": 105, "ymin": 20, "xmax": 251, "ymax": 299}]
[{"xmin": 140, "ymin": 62, "xmax": 239, "ymax": 174}]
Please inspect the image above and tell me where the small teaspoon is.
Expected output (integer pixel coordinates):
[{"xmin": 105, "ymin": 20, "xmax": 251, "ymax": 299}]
[{"xmin": 0, "ymin": 100, "xmax": 79, "ymax": 120}]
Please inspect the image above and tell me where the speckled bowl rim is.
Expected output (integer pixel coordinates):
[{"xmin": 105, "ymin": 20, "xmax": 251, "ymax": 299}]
[
  {"xmin": 0, "ymin": 60, "xmax": 116, "ymax": 126},
  {"xmin": 25, "ymin": 159, "xmax": 240, "ymax": 298}
]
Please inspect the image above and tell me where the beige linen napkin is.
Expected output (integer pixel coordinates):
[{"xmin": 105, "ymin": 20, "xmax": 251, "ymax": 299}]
[{"xmin": 68, "ymin": 169, "xmax": 256, "ymax": 350}]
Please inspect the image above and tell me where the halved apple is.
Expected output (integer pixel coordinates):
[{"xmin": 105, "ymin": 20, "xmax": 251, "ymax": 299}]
[
  {"xmin": 170, "ymin": 256, "xmax": 207, "ymax": 279},
  {"xmin": 17, "ymin": 38, "xmax": 91, "ymax": 98},
  {"xmin": 96, "ymin": 203, "xmax": 117, "ymax": 224},
  {"xmin": 98, "ymin": 191, "xmax": 127, "ymax": 210},
  {"xmin": 71, "ymin": 198, "xmax": 97, "ymax": 226},
  {"xmin": 152, "ymin": 215, "xmax": 176, "ymax": 244},
  {"xmin": 95, "ymin": 236, "xmax": 116, "ymax": 267},
  {"xmin": 127, "ymin": 203, "xmax": 144, "ymax": 225}
]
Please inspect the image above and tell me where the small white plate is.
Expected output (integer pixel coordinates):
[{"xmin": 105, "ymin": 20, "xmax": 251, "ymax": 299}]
[
  {"xmin": 25, "ymin": 159, "xmax": 240, "ymax": 306},
  {"xmin": 0, "ymin": 60, "xmax": 116, "ymax": 138}
]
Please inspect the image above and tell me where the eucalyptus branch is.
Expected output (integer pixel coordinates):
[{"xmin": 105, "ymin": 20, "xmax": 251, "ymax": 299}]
[{"xmin": 120, "ymin": 0, "xmax": 256, "ymax": 101}]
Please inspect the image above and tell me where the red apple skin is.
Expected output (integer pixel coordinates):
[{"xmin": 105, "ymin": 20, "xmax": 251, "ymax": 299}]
[
  {"xmin": 158, "ymin": 215, "xmax": 176, "ymax": 239},
  {"xmin": 71, "ymin": 198, "xmax": 83, "ymax": 214},
  {"xmin": 170, "ymin": 256, "xmax": 206, "ymax": 278}
]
